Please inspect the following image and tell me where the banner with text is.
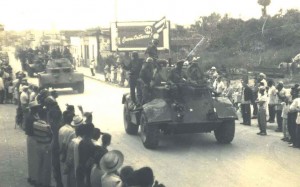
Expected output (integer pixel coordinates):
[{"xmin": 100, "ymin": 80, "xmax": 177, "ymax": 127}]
[{"xmin": 110, "ymin": 19, "xmax": 170, "ymax": 51}]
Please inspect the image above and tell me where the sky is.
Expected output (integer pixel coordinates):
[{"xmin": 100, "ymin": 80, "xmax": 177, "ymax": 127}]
[{"xmin": 1, "ymin": 0, "xmax": 300, "ymax": 31}]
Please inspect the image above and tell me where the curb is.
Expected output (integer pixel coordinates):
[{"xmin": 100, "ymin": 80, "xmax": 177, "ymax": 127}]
[{"xmin": 83, "ymin": 74, "xmax": 129, "ymax": 88}]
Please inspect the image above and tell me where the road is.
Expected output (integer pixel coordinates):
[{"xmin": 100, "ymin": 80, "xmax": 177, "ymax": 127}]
[{"xmin": 3, "ymin": 47, "xmax": 300, "ymax": 187}]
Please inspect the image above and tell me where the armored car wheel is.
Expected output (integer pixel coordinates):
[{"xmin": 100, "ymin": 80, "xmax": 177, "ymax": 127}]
[
  {"xmin": 140, "ymin": 112, "xmax": 159, "ymax": 149},
  {"xmin": 76, "ymin": 82, "xmax": 84, "ymax": 93},
  {"xmin": 123, "ymin": 102, "xmax": 138, "ymax": 135},
  {"xmin": 214, "ymin": 120, "xmax": 235, "ymax": 144}
]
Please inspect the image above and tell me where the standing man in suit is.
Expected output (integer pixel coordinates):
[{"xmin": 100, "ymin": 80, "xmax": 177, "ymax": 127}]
[{"xmin": 240, "ymin": 80, "xmax": 253, "ymax": 126}]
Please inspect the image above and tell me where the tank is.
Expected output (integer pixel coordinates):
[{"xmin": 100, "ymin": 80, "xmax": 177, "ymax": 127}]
[
  {"xmin": 122, "ymin": 66, "xmax": 237, "ymax": 149},
  {"xmin": 25, "ymin": 55, "xmax": 47, "ymax": 77},
  {"xmin": 38, "ymin": 58, "xmax": 84, "ymax": 93}
]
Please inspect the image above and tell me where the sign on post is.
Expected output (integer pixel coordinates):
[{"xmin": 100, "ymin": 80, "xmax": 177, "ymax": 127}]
[{"xmin": 111, "ymin": 17, "xmax": 170, "ymax": 51}]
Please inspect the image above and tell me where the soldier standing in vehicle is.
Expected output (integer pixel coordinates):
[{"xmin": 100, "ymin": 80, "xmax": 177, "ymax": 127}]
[
  {"xmin": 139, "ymin": 57, "xmax": 154, "ymax": 104},
  {"xmin": 145, "ymin": 39, "xmax": 159, "ymax": 67},
  {"xmin": 128, "ymin": 52, "xmax": 143, "ymax": 106}
]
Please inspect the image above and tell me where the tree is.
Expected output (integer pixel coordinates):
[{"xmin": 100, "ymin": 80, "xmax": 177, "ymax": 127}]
[{"xmin": 258, "ymin": 0, "xmax": 271, "ymax": 17}]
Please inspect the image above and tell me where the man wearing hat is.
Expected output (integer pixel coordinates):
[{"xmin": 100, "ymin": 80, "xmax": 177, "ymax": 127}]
[
  {"xmin": 101, "ymin": 150, "xmax": 124, "ymax": 187},
  {"xmin": 24, "ymin": 100, "xmax": 41, "ymax": 186},
  {"xmin": 64, "ymin": 117, "xmax": 86, "ymax": 187},
  {"xmin": 59, "ymin": 114, "xmax": 83, "ymax": 187},
  {"xmin": 90, "ymin": 58, "xmax": 96, "ymax": 76}
]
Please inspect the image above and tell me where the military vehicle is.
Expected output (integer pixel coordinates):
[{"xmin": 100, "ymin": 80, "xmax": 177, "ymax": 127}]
[
  {"xmin": 25, "ymin": 55, "xmax": 47, "ymax": 77},
  {"xmin": 38, "ymin": 58, "xmax": 84, "ymax": 93},
  {"xmin": 122, "ymin": 66, "xmax": 237, "ymax": 149}
]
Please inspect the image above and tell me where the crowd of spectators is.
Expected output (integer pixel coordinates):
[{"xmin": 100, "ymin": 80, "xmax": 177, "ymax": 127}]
[
  {"xmin": 9, "ymin": 70, "xmax": 166, "ymax": 186},
  {"xmin": 213, "ymin": 71, "xmax": 300, "ymax": 148}
]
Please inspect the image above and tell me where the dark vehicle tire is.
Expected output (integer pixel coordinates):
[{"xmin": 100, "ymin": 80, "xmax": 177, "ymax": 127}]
[
  {"xmin": 123, "ymin": 102, "xmax": 138, "ymax": 135},
  {"xmin": 76, "ymin": 82, "xmax": 84, "ymax": 93},
  {"xmin": 214, "ymin": 120, "xmax": 235, "ymax": 144},
  {"xmin": 140, "ymin": 112, "xmax": 159, "ymax": 149}
]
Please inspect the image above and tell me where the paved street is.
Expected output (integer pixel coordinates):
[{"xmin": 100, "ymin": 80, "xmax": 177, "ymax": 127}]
[{"xmin": 1, "ymin": 48, "xmax": 300, "ymax": 187}]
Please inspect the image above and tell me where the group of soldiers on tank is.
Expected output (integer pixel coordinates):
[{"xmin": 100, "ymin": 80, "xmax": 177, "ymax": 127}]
[
  {"xmin": 124, "ymin": 38, "xmax": 208, "ymax": 109},
  {"xmin": 16, "ymin": 46, "xmax": 73, "ymax": 72}
]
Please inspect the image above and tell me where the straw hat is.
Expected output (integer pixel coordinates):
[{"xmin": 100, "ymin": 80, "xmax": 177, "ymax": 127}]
[
  {"xmin": 100, "ymin": 150, "xmax": 124, "ymax": 173},
  {"xmin": 71, "ymin": 115, "xmax": 84, "ymax": 127}
]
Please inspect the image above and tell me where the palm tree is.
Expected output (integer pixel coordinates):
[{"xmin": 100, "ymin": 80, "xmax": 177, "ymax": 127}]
[{"xmin": 258, "ymin": 0, "xmax": 271, "ymax": 17}]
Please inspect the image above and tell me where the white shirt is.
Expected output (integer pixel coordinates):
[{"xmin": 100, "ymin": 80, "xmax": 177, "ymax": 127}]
[
  {"xmin": 258, "ymin": 94, "xmax": 268, "ymax": 110},
  {"xmin": 268, "ymin": 85, "xmax": 277, "ymax": 105},
  {"xmin": 29, "ymin": 92, "xmax": 37, "ymax": 102},
  {"xmin": 260, "ymin": 79, "xmax": 267, "ymax": 87},
  {"xmin": 215, "ymin": 81, "xmax": 225, "ymax": 94},
  {"xmin": 289, "ymin": 98, "xmax": 300, "ymax": 112},
  {"xmin": 20, "ymin": 91, "xmax": 29, "ymax": 105},
  {"xmin": 0, "ymin": 77, "xmax": 4, "ymax": 90},
  {"xmin": 90, "ymin": 60, "xmax": 95, "ymax": 68}
]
